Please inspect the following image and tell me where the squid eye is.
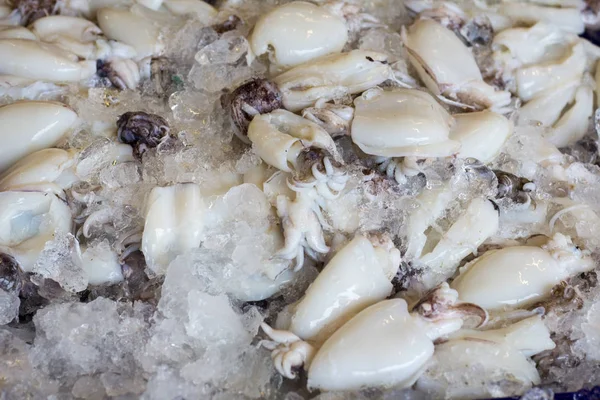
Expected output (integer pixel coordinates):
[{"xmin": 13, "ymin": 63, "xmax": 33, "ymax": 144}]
[{"xmin": 0, "ymin": 253, "xmax": 22, "ymax": 295}]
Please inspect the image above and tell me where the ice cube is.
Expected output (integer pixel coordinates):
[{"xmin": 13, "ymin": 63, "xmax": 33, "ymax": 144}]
[
  {"xmin": 30, "ymin": 297, "xmax": 148, "ymax": 387},
  {"xmin": 141, "ymin": 366, "xmax": 202, "ymax": 400},
  {"xmin": 72, "ymin": 376, "xmax": 106, "ymax": 400},
  {"xmin": 0, "ymin": 289, "xmax": 19, "ymax": 325},
  {"xmin": 194, "ymin": 33, "xmax": 248, "ymax": 66},
  {"xmin": 32, "ymin": 233, "xmax": 88, "ymax": 293},
  {"xmin": 168, "ymin": 90, "xmax": 218, "ymax": 122},
  {"xmin": 185, "ymin": 291, "xmax": 250, "ymax": 346},
  {"xmin": 580, "ymin": 302, "xmax": 600, "ymax": 360}
]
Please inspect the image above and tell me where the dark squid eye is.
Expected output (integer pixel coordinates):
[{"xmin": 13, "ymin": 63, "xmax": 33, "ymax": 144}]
[
  {"xmin": 225, "ymin": 78, "xmax": 283, "ymax": 143},
  {"xmin": 0, "ymin": 253, "xmax": 22, "ymax": 295},
  {"xmin": 116, "ymin": 111, "xmax": 171, "ymax": 158}
]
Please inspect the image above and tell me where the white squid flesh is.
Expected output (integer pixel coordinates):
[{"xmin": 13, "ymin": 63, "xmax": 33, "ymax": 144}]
[
  {"xmin": 0, "ymin": 191, "xmax": 72, "ymax": 272},
  {"xmin": 451, "ymin": 233, "xmax": 594, "ymax": 310},
  {"xmin": 97, "ymin": 7, "xmax": 163, "ymax": 60},
  {"xmin": 141, "ymin": 183, "xmax": 206, "ymax": 275},
  {"xmin": 273, "ymin": 50, "xmax": 392, "ymax": 112},
  {"xmin": 417, "ymin": 316, "xmax": 555, "ymax": 399},
  {"xmin": 247, "ymin": 109, "xmax": 337, "ymax": 173},
  {"xmin": 250, "ymin": 1, "xmax": 348, "ymax": 70},
  {"xmin": 0, "ymin": 101, "xmax": 78, "ymax": 173},
  {"xmin": 0, "ymin": 39, "xmax": 96, "ymax": 82},
  {"xmin": 278, "ymin": 234, "xmax": 400, "ymax": 345},
  {"xmin": 0, "ymin": 148, "xmax": 78, "ymax": 194},
  {"xmin": 403, "ymin": 19, "xmax": 511, "ymax": 112}
]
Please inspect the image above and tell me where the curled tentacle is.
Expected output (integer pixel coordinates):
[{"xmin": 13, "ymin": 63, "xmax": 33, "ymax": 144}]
[
  {"xmin": 97, "ymin": 58, "xmax": 140, "ymax": 90},
  {"xmin": 70, "ymin": 184, "xmax": 100, "ymax": 204},
  {"xmin": 310, "ymin": 202, "xmax": 332, "ymax": 231},
  {"xmin": 275, "ymin": 191, "xmax": 330, "ymax": 271},
  {"xmin": 119, "ymin": 243, "xmax": 141, "ymax": 264},
  {"xmin": 82, "ymin": 208, "xmax": 114, "ymax": 238},
  {"xmin": 276, "ymin": 221, "xmax": 303, "ymax": 260},
  {"xmin": 261, "ymin": 323, "xmax": 302, "ymax": 344},
  {"xmin": 276, "ymin": 152, "xmax": 348, "ymax": 272},
  {"xmin": 532, "ymin": 281, "xmax": 585, "ymax": 315},
  {"xmin": 315, "ymin": 182, "xmax": 342, "ymax": 200},
  {"xmin": 305, "ymin": 223, "xmax": 330, "ymax": 255},
  {"xmin": 292, "ymin": 247, "xmax": 305, "ymax": 272},
  {"xmin": 115, "ymin": 229, "xmax": 143, "ymax": 255},
  {"xmin": 292, "ymin": 155, "xmax": 348, "ymax": 196},
  {"xmin": 413, "ymin": 283, "xmax": 488, "ymax": 328},
  {"xmin": 259, "ymin": 323, "xmax": 316, "ymax": 379},
  {"xmin": 311, "ymin": 161, "xmax": 329, "ymax": 183},
  {"xmin": 288, "ymin": 159, "xmax": 348, "ymax": 201},
  {"xmin": 494, "ymin": 170, "xmax": 535, "ymax": 206},
  {"xmin": 374, "ymin": 156, "xmax": 421, "ymax": 184}
]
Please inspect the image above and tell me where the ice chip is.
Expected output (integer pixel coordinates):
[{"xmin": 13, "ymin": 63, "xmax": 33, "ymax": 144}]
[
  {"xmin": 0, "ymin": 289, "xmax": 20, "ymax": 325},
  {"xmin": 32, "ymin": 233, "xmax": 88, "ymax": 293},
  {"xmin": 194, "ymin": 34, "xmax": 249, "ymax": 66}
]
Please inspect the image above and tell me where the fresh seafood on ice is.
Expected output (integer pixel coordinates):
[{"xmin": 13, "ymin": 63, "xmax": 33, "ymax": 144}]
[
  {"xmin": 96, "ymin": 8, "xmax": 163, "ymax": 60},
  {"xmin": 273, "ymin": 50, "xmax": 393, "ymax": 112},
  {"xmin": 0, "ymin": 0, "xmax": 598, "ymax": 398},
  {"xmin": 162, "ymin": 0, "xmax": 217, "ymax": 23},
  {"xmin": 247, "ymin": 109, "xmax": 348, "ymax": 268},
  {"xmin": 0, "ymin": 148, "xmax": 78, "ymax": 194},
  {"xmin": 272, "ymin": 234, "xmax": 400, "ymax": 345},
  {"xmin": 451, "ymin": 233, "xmax": 594, "ymax": 311},
  {"xmin": 498, "ymin": 1, "xmax": 585, "ymax": 34},
  {"xmin": 247, "ymin": 109, "xmax": 337, "ymax": 173},
  {"xmin": 0, "ymin": 39, "xmax": 97, "ymax": 82},
  {"xmin": 141, "ymin": 183, "xmax": 206, "ymax": 274},
  {"xmin": 0, "ymin": 190, "xmax": 72, "ymax": 272},
  {"xmin": 402, "ymin": 18, "xmax": 511, "ymax": 112},
  {"xmin": 262, "ymin": 283, "xmax": 486, "ymax": 390},
  {"xmin": 351, "ymin": 88, "xmax": 460, "ymax": 157},
  {"xmin": 0, "ymin": 101, "xmax": 78, "ymax": 172},
  {"xmin": 349, "ymin": 88, "xmax": 511, "ymax": 182},
  {"xmin": 417, "ymin": 316, "xmax": 556, "ymax": 399},
  {"xmin": 450, "ymin": 111, "xmax": 512, "ymax": 162},
  {"xmin": 249, "ymin": 1, "xmax": 348, "ymax": 70},
  {"xmin": 417, "ymin": 197, "xmax": 500, "ymax": 286}
]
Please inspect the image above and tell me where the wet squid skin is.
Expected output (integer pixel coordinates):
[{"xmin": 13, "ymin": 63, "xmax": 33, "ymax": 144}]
[{"xmin": 0, "ymin": 0, "xmax": 598, "ymax": 396}]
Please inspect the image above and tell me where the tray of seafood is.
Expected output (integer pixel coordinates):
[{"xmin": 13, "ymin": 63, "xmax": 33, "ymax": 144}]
[{"xmin": 1, "ymin": 0, "xmax": 600, "ymax": 399}]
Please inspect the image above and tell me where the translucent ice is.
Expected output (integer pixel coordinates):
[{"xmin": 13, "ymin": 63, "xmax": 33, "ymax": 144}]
[
  {"xmin": 194, "ymin": 33, "xmax": 249, "ymax": 66},
  {"xmin": 32, "ymin": 233, "xmax": 88, "ymax": 293},
  {"xmin": 0, "ymin": 289, "xmax": 19, "ymax": 325},
  {"xmin": 30, "ymin": 297, "xmax": 149, "ymax": 388}
]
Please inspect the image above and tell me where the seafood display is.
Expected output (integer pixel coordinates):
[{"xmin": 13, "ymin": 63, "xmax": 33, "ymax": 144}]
[{"xmin": 2, "ymin": 0, "xmax": 600, "ymax": 399}]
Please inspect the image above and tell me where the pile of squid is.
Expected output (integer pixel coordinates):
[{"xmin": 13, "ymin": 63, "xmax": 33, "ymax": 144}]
[{"xmin": 1, "ymin": 0, "xmax": 600, "ymax": 398}]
